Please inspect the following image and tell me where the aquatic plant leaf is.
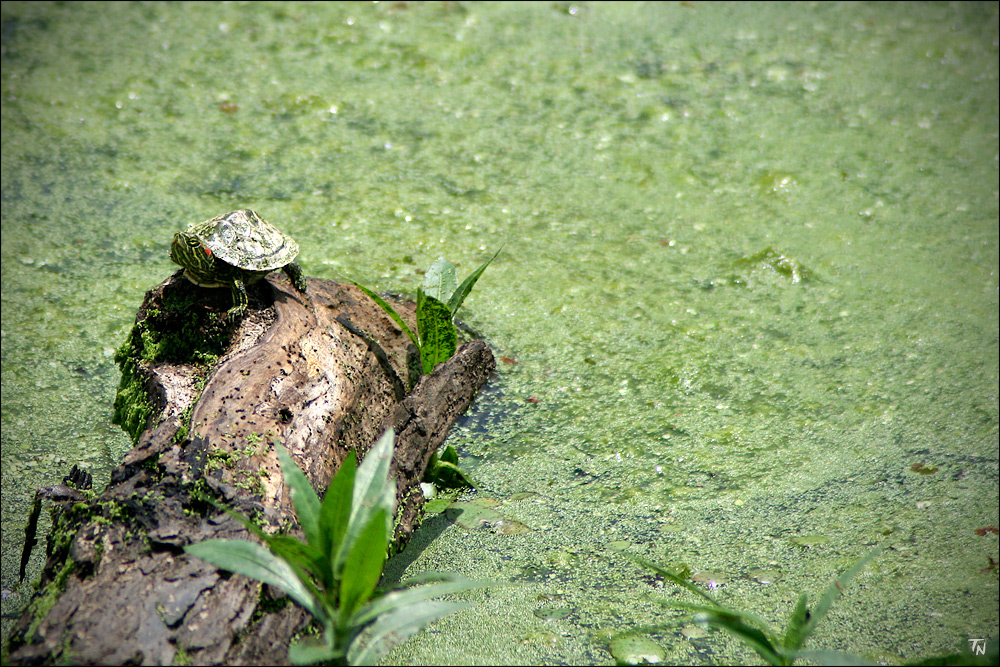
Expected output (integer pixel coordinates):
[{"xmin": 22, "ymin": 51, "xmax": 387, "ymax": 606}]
[
  {"xmin": 445, "ymin": 501, "xmax": 505, "ymax": 530},
  {"xmin": 790, "ymin": 534, "xmax": 829, "ymax": 547},
  {"xmin": 534, "ymin": 606, "xmax": 573, "ymax": 620},
  {"xmin": 670, "ymin": 601, "xmax": 777, "ymax": 643},
  {"xmin": 320, "ymin": 449, "xmax": 357, "ymax": 585},
  {"xmin": 348, "ymin": 600, "xmax": 470, "ymax": 666},
  {"xmin": 287, "ymin": 634, "xmax": 338, "ymax": 666},
  {"xmin": 416, "ymin": 289, "xmax": 457, "ymax": 374},
  {"xmin": 782, "ymin": 593, "xmax": 810, "ymax": 651},
  {"xmin": 351, "ymin": 572, "xmax": 490, "ymax": 628},
  {"xmin": 695, "ymin": 611, "xmax": 784, "ymax": 666},
  {"xmin": 339, "ymin": 507, "xmax": 390, "ymax": 617},
  {"xmin": 348, "ymin": 280, "xmax": 419, "ymax": 349},
  {"xmin": 337, "ymin": 429, "xmax": 395, "ymax": 576},
  {"xmin": 447, "ymin": 246, "xmax": 503, "ymax": 316},
  {"xmin": 424, "ymin": 446, "xmax": 484, "ymax": 492},
  {"xmin": 799, "ymin": 546, "xmax": 882, "ymax": 646},
  {"xmin": 423, "ymin": 494, "xmax": 459, "ymax": 515},
  {"xmin": 609, "ymin": 633, "xmax": 666, "ymax": 665},
  {"xmin": 262, "ymin": 534, "xmax": 323, "ymax": 587},
  {"xmin": 277, "ymin": 445, "xmax": 322, "ymax": 551},
  {"xmin": 626, "ymin": 554, "xmax": 716, "ymax": 606},
  {"xmin": 184, "ymin": 539, "xmax": 321, "ymax": 619},
  {"xmin": 422, "ymin": 257, "xmax": 457, "ymax": 305}
]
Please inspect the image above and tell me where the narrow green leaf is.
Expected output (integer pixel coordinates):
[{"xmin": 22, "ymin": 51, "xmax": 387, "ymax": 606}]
[
  {"xmin": 416, "ymin": 289, "xmax": 457, "ymax": 374},
  {"xmin": 263, "ymin": 534, "xmax": 323, "ymax": 589},
  {"xmin": 348, "ymin": 280, "xmax": 419, "ymax": 349},
  {"xmin": 782, "ymin": 593, "xmax": 810, "ymax": 651},
  {"xmin": 351, "ymin": 429, "xmax": 396, "ymax": 526},
  {"xmin": 440, "ymin": 445, "xmax": 460, "ymax": 466},
  {"xmin": 423, "ymin": 459, "xmax": 483, "ymax": 492},
  {"xmin": 287, "ymin": 634, "xmax": 340, "ymax": 666},
  {"xmin": 351, "ymin": 573, "xmax": 490, "ymax": 627},
  {"xmin": 422, "ymin": 257, "xmax": 457, "ymax": 305},
  {"xmin": 184, "ymin": 539, "xmax": 321, "ymax": 619},
  {"xmin": 631, "ymin": 554, "xmax": 779, "ymax": 640},
  {"xmin": 319, "ymin": 449, "xmax": 357, "ymax": 585},
  {"xmin": 339, "ymin": 508, "xmax": 390, "ymax": 617},
  {"xmin": 335, "ymin": 429, "xmax": 396, "ymax": 577},
  {"xmin": 798, "ymin": 546, "xmax": 882, "ymax": 646},
  {"xmin": 627, "ymin": 554, "xmax": 720, "ymax": 606},
  {"xmin": 668, "ymin": 600, "xmax": 777, "ymax": 639},
  {"xmin": 210, "ymin": 504, "xmax": 324, "ymax": 591},
  {"xmin": 447, "ymin": 246, "xmax": 502, "ymax": 316},
  {"xmin": 700, "ymin": 612, "xmax": 785, "ymax": 666},
  {"xmin": 348, "ymin": 600, "xmax": 470, "ymax": 666},
  {"xmin": 277, "ymin": 445, "xmax": 322, "ymax": 550}
]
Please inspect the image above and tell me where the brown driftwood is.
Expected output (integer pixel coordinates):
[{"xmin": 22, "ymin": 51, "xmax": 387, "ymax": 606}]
[{"xmin": 6, "ymin": 272, "xmax": 495, "ymax": 665}]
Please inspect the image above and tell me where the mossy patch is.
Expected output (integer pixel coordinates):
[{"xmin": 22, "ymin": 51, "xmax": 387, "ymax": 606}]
[{"xmin": 111, "ymin": 276, "xmax": 250, "ymax": 443}]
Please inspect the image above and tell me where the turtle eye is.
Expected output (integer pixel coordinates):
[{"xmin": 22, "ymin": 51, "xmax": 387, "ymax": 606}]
[{"xmin": 186, "ymin": 237, "xmax": 200, "ymax": 247}]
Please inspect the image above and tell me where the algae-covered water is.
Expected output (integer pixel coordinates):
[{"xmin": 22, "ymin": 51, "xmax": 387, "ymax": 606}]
[{"xmin": 2, "ymin": 2, "xmax": 997, "ymax": 663}]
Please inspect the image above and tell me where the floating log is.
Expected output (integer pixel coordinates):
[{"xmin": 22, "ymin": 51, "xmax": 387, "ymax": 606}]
[{"xmin": 6, "ymin": 272, "xmax": 495, "ymax": 665}]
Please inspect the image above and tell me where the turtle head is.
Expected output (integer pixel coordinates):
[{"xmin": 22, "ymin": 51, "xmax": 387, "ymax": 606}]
[{"xmin": 170, "ymin": 230, "xmax": 218, "ymax": 285}]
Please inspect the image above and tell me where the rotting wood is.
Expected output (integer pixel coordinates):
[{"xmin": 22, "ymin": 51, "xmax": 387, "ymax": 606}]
[{"xmin": 6, "ymin": 271, "xmax": 495, "ymax": 665}]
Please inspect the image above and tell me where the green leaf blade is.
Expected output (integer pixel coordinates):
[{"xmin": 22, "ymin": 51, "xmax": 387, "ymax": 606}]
[
  {"xmin": 447, "ymin": 246, "xmax": 502, "ymax": 316},
  {"xmin": 348, "ymin": 600, "xmax": 470, "ymax": 666},
  {"xmin": 277, "ymin": 445, "xmax": 322, "ymax": 550},
  {"xmin": 416, "ymin": 289, "xmax": 457, "ymax": 375},
  {"xmin": 320, "ymin": 449, "xmax": 357, "ymax": 585},
  {"xmin": 184, "ymin": 539, "xmax": 322, "ymax": 619},
  {"xmin": 349, "ymin": 280, "xmax": 419, "ymax": 349},
  {"xmin": 262, "ymin": 534, "xmax": 323, "ymax": 588},
  {"xmin": 287, "ymin": 635, "xmax": 339, "ymax": 666},
  {"xmin": 782, "ymin": 593, "xmax": 810, "ymax": 651},
  {"xmin": 351, "ymin": 573, "xmax": 490, "ymax": 628},
  {"xmin": 626, "ymin": 554, "xmax": 719, "ymax": 606},
  {"xmin": 422, "ymin": 257, "xmax": 457, "ymax": 305},
  {"xmin": 799, "ymin": 546, "xmax": 882, "ymax": 647},
  {"xmin": 698, "ymin": 612, "xmax": 785, "ymax": 666},
  {"xmin": 339, "ymin": 507, "xmax": 390, "ymax": 618},
  {"xmin": 335, "ymin": 429, "xmax": 396, "ymax": 577}
]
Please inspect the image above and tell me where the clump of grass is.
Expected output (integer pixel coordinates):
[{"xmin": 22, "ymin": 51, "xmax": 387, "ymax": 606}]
[
  {"xmin": 350, "ymin": 250, "xmax": 501, "ymax": 376},
  {"xmin": 619, "ymin": 546, "xmax": 882, "ymax": 666},
  {"xmin": 185, "ymin": 429, "xmax": 487, "ymax": 665}
]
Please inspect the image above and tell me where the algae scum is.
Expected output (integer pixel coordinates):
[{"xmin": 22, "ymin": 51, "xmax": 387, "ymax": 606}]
[{"xmin": 2, "ymin": 2, "xmax": 997, "ymax": 664}]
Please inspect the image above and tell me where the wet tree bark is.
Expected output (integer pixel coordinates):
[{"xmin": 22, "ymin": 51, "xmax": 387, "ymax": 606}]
[{"xmin": 5, "ymin": 272, "xmax": 495, "ymax": 665}]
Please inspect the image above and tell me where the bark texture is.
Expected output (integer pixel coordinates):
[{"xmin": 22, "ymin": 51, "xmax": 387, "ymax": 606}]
[{"xmin": 6, "ymin": 272, "xmax": 495, "ymax": 665}]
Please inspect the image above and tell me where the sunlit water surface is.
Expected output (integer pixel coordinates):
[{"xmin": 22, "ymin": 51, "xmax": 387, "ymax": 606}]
[{"xmin": 2, "ymin": 2, "xmax": 997, "ymax": 663}]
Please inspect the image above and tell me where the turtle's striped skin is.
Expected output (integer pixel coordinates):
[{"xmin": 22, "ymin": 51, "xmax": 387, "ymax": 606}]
[{"xmin": 170, "ymin": 210, "xmax": 307, "ymax": 320}]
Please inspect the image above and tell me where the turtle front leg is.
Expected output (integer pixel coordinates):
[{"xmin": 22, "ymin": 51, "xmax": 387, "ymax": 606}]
[
  {"xmin": 283, "ymin": 262, "xmax": 308, "ymax": 293},
  {"xmin": 226, "ymin": 277, "xmax": 249, "ymax": 321}
]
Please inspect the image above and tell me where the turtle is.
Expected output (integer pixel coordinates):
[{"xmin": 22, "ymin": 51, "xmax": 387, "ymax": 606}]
[{"xmin": 170, "ymin": 209, "xmax": 308, "ymax": 321}]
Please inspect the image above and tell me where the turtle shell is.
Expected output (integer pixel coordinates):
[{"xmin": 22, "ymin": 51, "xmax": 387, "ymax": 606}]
[{"xmin": 189, "ymin": 209, "xmax": 299, "ymax": 272}]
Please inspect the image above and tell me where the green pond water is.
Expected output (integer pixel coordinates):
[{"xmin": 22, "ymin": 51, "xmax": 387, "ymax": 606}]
[{"xmin": 1, "ymin": 1, "xmax": 997, "ymax": 663}]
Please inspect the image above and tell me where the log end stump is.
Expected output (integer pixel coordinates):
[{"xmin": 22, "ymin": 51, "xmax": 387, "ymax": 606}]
[{"xmin": 5, "ymin": 271, "xmax": 495, "ymax": 665}]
